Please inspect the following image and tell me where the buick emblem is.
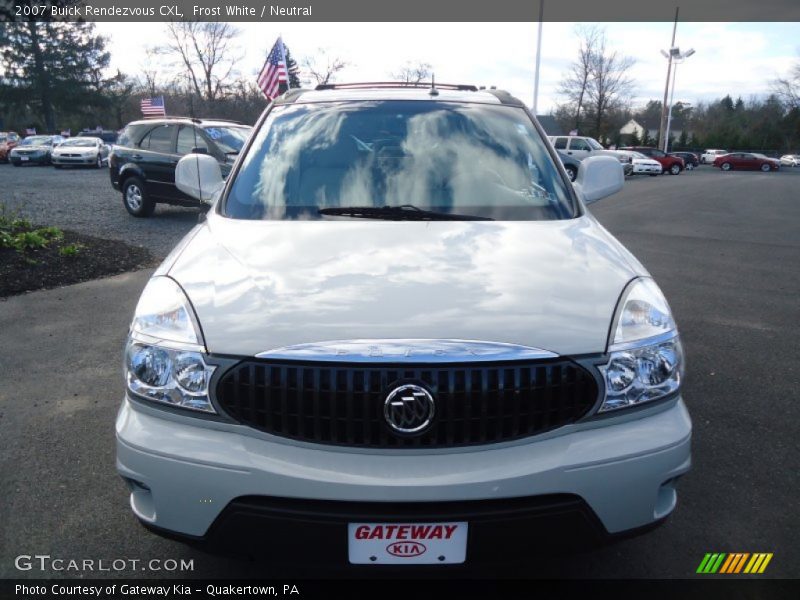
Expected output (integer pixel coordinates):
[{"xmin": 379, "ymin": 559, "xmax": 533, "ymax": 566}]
[{"xmin": 383, "ymin": 384, "xmax": 435, "ymax": 434}]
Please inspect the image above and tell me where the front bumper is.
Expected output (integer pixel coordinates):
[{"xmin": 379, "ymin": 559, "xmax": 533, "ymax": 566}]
[
  {"xmin": 52, "ymin": 155, "xmax": 97, "ymax": 165},
  {"xmin": 9, "ymin": 154, "xmax": 49, "ymax": 165},
  {"xmin": 116, "ymin": 395, "xmax": 691, "ymax": 549}
]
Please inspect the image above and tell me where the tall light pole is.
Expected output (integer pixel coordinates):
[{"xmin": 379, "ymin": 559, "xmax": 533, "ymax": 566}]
[
  {"xmin": 664, "ymin": 48, "xmax": 695, "ymax": 152},
  {"xmin": 657, "ymin": 7, "xmax": 680, "ymax": 150},
  {"xmin": 532, "ymin": 0, "xmax": 544, "ymax": 114}
]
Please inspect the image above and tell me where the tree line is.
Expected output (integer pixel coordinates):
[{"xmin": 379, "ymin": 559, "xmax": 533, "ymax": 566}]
[
  {"xmin": 553, "ymin": 26, "xmax": 800, "ymax": 153},
  {"xmin": 0, "ymin": 21, "xmax": 431, "ymax": 134}
]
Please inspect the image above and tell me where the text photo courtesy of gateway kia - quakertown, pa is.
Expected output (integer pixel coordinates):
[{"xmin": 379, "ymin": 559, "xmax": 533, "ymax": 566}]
[{"xmin": 0, "ymin": 0, "xmax": 798, "ymax": 597}]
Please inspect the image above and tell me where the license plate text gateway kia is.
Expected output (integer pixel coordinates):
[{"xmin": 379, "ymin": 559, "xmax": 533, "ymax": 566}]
[{"xmin": 348, "ymin": 522, "xmax": 468, "ymax": 564}]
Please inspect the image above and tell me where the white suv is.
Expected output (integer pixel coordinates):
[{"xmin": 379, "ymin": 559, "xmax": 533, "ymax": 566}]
[
  {"xmin": 117, "ymin": 84, "xmax": 691, "ymax": 565},
  {"xmin": 700, "ymin": 149, "xmax": 727, "ymax": 164},
  {"xmin": 548, "ymin": 135, "xmax": 606, "ymax": 160}
]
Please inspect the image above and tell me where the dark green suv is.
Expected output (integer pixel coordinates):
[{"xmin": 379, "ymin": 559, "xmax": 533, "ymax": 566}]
[{"xmin": 109, "ymin": 117, "xmax": 252, "ymax": 217}]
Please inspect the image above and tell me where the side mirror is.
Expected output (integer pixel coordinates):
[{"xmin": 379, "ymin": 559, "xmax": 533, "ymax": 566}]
[
  {"xmin": 175, "ymin": 154, "xmax": 224, "ymax": 204},
  {"xmin": 573, "ymin": 155, "xmax": 624, "ymax": 205}
]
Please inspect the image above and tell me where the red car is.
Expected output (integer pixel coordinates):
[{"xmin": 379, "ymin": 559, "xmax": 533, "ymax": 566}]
[
  {"xmin": 0, "ymin": 131, "xmax": 20, "ymax": 163},
  {"xmin": 620, "ymin": 146, "xmax": 685, "ymax": 175},
  {"xmin": 712, "ymin": 152, "xmax": 781, "ymax": 172}
]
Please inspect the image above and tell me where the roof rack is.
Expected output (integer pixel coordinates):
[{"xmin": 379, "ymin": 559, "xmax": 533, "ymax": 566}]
[{"xmin": 314, "ymin": 82, "xmax": 479, "ymax": 92}]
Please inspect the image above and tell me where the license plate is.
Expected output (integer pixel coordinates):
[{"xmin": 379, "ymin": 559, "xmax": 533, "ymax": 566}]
[
  {"xmin": 348, "ymin": 522, "xmax": 467, "ymax": 564},
  {"xmin": 20, "ymin": 157, "xmax": 29, "ymax": 161}
]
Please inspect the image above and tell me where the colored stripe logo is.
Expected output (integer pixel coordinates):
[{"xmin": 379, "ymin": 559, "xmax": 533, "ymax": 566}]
[{"xmin": 697, "ymin": 553, "xmax": 773, "ymax": 574}]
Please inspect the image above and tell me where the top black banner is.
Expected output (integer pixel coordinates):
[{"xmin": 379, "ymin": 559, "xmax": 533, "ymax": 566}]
[{"xmin": 2, "ymin": 0, "xmax": 800, "ymax": 22}]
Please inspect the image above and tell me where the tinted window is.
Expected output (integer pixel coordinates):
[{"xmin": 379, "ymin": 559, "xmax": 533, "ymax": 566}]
[
  {"xmin": 140, "ymin": 125, "xmax": 175, "ymax": 153},
  {"xmin": 569, "ymin": 138, "xmax": 590, "ymax": 151},
  {"xmin": 553, "ymin": 137, "xmax": 567, "ymax": 150},
  {"xmin": 226, "ymin": 101, "xmax": 577, "ymax": 221},
  {"xmin": 587, "ymin": 138, "xmax": 604, "ymax": 150},
  {"xmin": 177, "ymin": 126, "xmax": 207, "ymax": 155},
  {"xmin": 202, "ymin": 125, "xmax": 250, "ymax": 154}
]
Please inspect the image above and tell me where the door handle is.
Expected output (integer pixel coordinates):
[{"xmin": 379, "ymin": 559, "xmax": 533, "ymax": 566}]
[{"xmin": 132, "ymin": 154, "xmax": 143, "ymax": 160}]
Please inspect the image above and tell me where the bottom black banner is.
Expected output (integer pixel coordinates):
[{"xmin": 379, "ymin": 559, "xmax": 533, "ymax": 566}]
[{"xmin": 1, "ymin": 580, "xmax": 798, "ymax": 600}]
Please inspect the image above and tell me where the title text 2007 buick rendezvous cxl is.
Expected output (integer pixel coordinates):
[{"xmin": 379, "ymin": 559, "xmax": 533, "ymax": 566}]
[{"xmin": 116, "ymin": 83, "xmax": 691, "ymax": 566}]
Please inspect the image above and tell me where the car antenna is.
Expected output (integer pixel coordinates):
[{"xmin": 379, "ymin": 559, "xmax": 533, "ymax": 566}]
[
  {"xmin": 429, "ymin": 74, "xmax": 439, "ymax": 96},
  {"xmin": 188, "ymin": 90, "xmax": 204, "ymax": 221}
]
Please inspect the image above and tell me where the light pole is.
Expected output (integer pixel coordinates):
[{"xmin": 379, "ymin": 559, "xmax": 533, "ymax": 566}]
[
  {"xmin": 663, "ymin": 48, "xmax": 695, "ymax": 153},
  {"xmin": 532, "ymin": 0, "xmax": 544, "ymax": 114}
]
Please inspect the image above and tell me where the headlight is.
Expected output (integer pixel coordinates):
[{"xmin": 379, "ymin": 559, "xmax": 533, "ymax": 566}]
[
  {"xmin": 125, "ymin": 277, "xmax": 216, "ymax": 413},
  {"xmin": 598, "ymin": 278, "xmax": 683, "ymax": 412}
]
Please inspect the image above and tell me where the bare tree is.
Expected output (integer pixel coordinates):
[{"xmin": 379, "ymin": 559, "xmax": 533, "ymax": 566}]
[
  {"xmin": 137, "ymin": 47, "xmax": 161, "ymax": 96},
  {"xmin": 771, "ymin": 54, "xmax": 800, "ymax": 110},
  {"xmin": 159, "ymin": 22, "xmax": 240, "ymax": 102},
  {"xmin": 586, "ymin": 34, "xmax": 635, "ymax": 140},
  {"xmin": 391, "ymin": 61, "xmax": 432, "ymax": 84},
  {"xmin": 556, "ymin": 27, "xmax": 634, "ymax": 140},
  {"xmin": 557, "ymin": 25, "xmax": 601, "ymax": 130},
  {"xmin": 302, "ymin": 49, "xmax": 348, "ymax": 86}
]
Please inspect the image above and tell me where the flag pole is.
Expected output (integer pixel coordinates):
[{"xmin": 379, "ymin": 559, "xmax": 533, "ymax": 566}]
[{"xmin": 532, "ymin": 0, "xmax": 544, "ymax": 115}]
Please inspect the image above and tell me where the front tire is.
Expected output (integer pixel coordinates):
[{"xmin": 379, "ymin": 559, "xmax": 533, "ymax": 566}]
[
  {"xmin": 564, "ymin": 165, "xmax": 577, "ymax": 182},
  {"xmin": 760, "ymin": 163, "xmax": 770, "ymax": 172},
  {"xmin": 669, "ymin": 164, "xmax": 682, "ymax": 175},
  {"xmin": 122, "ymin": 176, "xmax": 155, "ymax": 218},
  {"xmin": 721, "ymin": 162, "xmax": 732, "ymax": 171}
]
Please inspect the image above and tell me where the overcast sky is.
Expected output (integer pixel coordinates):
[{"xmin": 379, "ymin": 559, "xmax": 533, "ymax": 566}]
[{"xmin": 96, "ymin": 21, "xmax": 799, "ymax": 113}]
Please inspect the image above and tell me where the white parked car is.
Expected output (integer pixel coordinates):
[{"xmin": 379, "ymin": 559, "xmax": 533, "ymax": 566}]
[
  {"xmin": 779, "ymin": 154, "xmax": 800, "ymax": 167},
  {"xmin": 700, "ymin": 149, "xmax": 727, "ymax": 164},
  {"xmin": 116, "ymin": 84, "xmax": 691, "ymax": 564},
  {"xmin": 617, "ymin": 150, "xmax": 664, "ymax": 176},
  {"xmin": 51, "ymin": 136, "xmax": 108, "ymax": 168}
]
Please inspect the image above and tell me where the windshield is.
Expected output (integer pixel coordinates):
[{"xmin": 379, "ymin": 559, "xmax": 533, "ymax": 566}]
[
  {"xmin": 20, "ymin": 136, "xmax": 50, "ymax": 146},
  {"xmin": 587, "ymin": 138, "xmax": 604, "ymax": 150},
  {"xmin": 752, "ymin": 153, "xmax": 768, "ymax": 159},
  {"xmin": 61, "ymin": 138, "xmax": 97, "ymax": 147},
  {"xmin": 203, "ymin": 126, "xmax": 251, "ymax": 154},
  {"xmin": 631, "ymin": 152, "xmax": 648, "ymax": 159},
  {"xmin": 225, "ymin": 101, "xmax": 576, "ymax": 221}
]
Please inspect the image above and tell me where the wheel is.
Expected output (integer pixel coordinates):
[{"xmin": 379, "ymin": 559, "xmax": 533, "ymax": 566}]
[
  {"xmin": 721, "ymin": 162, "xmax": 732, "ymax": 171},
  {"xmin": 686, "ymin": 163, "xmax": 694, "ymax": 170},
  {"xmin": 122, "ymin": 177, "xmax": 155, "ymax": 217},
  {"xmin": 669, "ymin": 163, "xmax": 681, "ymax": 175},
  {"xmin": 760, "ymin": 163, "xmax": 770, "ymax": 172},
  {"xmin": 95, "ymin": 154, "xmax": 103, "ymax": 169},
  {"xmin": 564, "ymin": 165, "xmax": 577, "ymax": 182}
]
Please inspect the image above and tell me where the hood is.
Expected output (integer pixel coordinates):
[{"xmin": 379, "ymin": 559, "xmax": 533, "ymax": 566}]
[{"xmin": 168, "ymin": 214, "xmax": 646, "ymax": 357}]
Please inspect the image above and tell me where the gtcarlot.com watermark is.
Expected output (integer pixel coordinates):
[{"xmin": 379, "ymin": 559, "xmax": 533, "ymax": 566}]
[{"xmin": 14, "ymin": 554, "xmax": 194, "ymax": 573}]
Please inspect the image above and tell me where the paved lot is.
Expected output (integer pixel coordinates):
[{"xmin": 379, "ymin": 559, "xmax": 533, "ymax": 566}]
[{"xmin": 0, "ymin": 166, "xmax": 798, "ymax": 579}]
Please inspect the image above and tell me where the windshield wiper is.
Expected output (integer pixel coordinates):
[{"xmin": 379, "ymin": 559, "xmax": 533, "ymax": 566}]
[{"xmin": 318, "ymin": 204, "xmax": 493, "ymax": 221}]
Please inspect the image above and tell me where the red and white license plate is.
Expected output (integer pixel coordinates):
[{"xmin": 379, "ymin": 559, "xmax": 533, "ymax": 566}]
[{"xmin": 348, "ymin": 522, "xmax": 467, "ymax": 564}]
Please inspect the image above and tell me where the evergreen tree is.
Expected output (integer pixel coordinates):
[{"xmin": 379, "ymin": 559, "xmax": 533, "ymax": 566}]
[
  {"xmin": 280, "ymin": 45, "xmax": 302, "ymax": 91},
  {"xmin": 0, "ymin": 22, "xmax": 110, "ymax": 132}
]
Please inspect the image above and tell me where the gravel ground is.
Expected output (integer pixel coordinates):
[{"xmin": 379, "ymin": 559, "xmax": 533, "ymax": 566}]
[{"xmin": 0, "ymin": 163, "xmax": 200, "ymax": 258}]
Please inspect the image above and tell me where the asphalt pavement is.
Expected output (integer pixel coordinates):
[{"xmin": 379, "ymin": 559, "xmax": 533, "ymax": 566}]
[{"xmin": 0, "ymin": 166, "xmax": 798, "ymax": 579}]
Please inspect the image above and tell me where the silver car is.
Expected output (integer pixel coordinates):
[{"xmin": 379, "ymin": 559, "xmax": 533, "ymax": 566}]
[
  {"xmin": 51, "ymin": 136, "xmax": 109, "ymax": 168},
  {"xmin": 116, "ymin": 84, "xmax": 691, "ymax": 564}
]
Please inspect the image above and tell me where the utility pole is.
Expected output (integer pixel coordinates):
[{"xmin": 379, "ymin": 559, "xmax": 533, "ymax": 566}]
[
  {"xmin": 657, "ymin": 7, "xmax": 679, "ymax": 150},
  {"xmin": 532, "ymin": 0, "xmax": 544, "ymax": 115}
]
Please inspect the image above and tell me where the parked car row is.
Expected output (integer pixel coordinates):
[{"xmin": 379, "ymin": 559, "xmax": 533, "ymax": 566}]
[{"xmin": 1, "ymin": 132, "xmax": 113, "ymax": 168}]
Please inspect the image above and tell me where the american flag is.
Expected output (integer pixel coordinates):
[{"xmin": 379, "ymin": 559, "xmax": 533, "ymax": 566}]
[
  {"xmin": 140, "ymin": 96, "xmax": 166, "ymax": 117},
  {"xmin": 257, "ymin": 37, "xmax": 289, "ymax": 100}
]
